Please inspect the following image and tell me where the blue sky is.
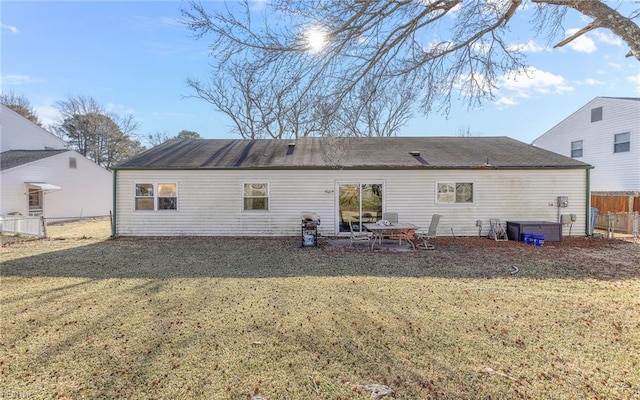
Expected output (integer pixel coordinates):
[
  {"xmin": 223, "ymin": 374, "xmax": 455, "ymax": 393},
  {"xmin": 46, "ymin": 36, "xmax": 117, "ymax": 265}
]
[{"xmin": 2, "ymin": 1, "xmax": 639, "ymax": 146}]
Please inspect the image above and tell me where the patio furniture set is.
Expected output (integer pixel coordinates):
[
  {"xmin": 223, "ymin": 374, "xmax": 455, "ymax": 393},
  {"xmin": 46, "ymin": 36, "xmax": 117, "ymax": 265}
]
[{"xmin": 349, "ymin": 212, "xmax": 440, "ymax": 250}]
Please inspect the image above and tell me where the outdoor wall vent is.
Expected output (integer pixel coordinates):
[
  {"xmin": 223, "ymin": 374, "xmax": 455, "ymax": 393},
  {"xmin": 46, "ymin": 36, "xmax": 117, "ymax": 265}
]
[{"xmin": 409, "ymin": 151, "xmax": 420, "ymax": 156}]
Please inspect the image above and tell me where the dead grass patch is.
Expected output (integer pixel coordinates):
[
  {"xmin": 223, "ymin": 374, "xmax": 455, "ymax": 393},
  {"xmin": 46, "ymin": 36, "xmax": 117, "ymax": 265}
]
[{"xmin": 1, "ymin": 219, "xmax": 639, "ymax": 399}]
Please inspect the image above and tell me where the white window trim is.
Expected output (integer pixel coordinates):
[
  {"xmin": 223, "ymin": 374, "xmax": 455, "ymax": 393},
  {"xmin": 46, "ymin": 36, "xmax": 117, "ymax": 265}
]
[
  {"xmin": 242, "ymin": 182, "xmax": 270, "ymax": 211},
  {"xmin": 613, "ymin": 132, "xmax": 630, "ymax": 154},
  {"xmin": 435, "ymin": 181, "xmax": 475, "ymax": 204},
  {"xmin": 571, "ymin": 140, "xmax": 584, "ymax": 158},
  {"xmin": 133, "ymin": 182, "xmax": 179, "ymax": 212}
]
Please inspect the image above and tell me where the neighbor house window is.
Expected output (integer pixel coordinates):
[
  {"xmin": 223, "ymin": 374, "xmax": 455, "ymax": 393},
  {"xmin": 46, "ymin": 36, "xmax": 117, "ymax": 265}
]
[
  {"xmin": 135, "ymin": 183, "xmax": 177, "ymax": 211},
  {"xmin": 614, "ymin": 132, "xmax": 630, "ymax": 153},
  {"xmin": 591, "ymin": 106, "xmax": 602, "ymax": 122},
  {"xmin": 571, "ymin": 140, "xmax": 583, "ymax": 158},
  {"xmin": 437, "ymin": 182, "xmax": 473, "ymax": 203},
  {"xmin": 243, "ymin": 183, "xmax": 269, "ymax": 210},
  {"xmin": 69, "ymin": 157, "xmax": 77, "ymax": 169}
]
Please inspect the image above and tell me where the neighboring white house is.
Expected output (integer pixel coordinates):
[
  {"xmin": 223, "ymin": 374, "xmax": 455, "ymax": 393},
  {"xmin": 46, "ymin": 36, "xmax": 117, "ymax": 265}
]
[
  {"xmin": 113, "ymin": 137, "xmax": 592, "ymax": 238},
  {"xmin": 0, "ymin": 104, "xmax": 113, "ymax": 220},
  {"xmin": 0, "ymin": 104, "xmax": 68, "ymax": 151},
  {"xmin": 532, "ymin": 97, "xmax": 640, "ymax": 192}
]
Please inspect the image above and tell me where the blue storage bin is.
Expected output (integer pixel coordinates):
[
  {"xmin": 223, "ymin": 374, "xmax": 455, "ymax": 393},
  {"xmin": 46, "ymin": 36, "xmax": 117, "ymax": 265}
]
[
  {"xmin": 522, "ymin": 233, "xmax": 533, "ymax": 244},
  {"xmin": 533, "ymin": 234, "xmax": 545, "ymax": 247}
]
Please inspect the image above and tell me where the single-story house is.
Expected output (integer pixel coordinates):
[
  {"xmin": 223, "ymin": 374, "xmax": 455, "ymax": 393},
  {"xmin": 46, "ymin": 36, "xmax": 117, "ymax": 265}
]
[
  {"xmin": 1, "ymin": 149, "xmax": 113, "ymax": 219},
  {"xmin": 112, "ymin": 136, "xmax": 593, "ymax": 238}
]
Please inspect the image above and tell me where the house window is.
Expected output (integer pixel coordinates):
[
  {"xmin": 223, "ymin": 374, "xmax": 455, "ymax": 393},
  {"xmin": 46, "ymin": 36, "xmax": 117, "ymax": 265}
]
[
  {"xmin": 614, "ymin": 132, "xmax": 630, "ymax": 153},
  {"xmin": 591, "ymin": 106, "xmax": 602, "ymax": 122},
  {"xmin": 135, "ymin": 184, "xmax": 154, "ymax": 210},
  {"xmin": 157, "ymin": 183, "xmax": 177, "ymax": 210},
  {"xmin": 69, "ymin": 157, "xmax": 77, "ymax": 169},
  {"xmin": 571, "ymin": 140, "xmax": 583, "ymax": 158},
  {"xmin": 243, "ymin": 183, "xmax": 269, "ymax": 210},
  {"xmin": 437, "ymin": 182, "xmax": 473, "ymax": 203},
  {"xmin": 135, "ymin": 183, "xmax": 178, "ymax": 211}
]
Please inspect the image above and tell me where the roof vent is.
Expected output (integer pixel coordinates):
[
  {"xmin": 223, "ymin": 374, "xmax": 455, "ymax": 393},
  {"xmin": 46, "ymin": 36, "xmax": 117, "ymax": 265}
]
[
  {"xmin": 409, "ymin": 151, "xmax": 420, "ymax": 156},
  {"xmin": 286, "ymin": 142, "xmax": 296, "ymax": 156}
]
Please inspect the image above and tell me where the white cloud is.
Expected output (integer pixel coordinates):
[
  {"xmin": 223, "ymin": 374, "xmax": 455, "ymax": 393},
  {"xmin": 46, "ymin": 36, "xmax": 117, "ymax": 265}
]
[
  {"xmin": 106, "ymin": 103, "xmax": 136, "ymax": 115},
  {"xmin": 34, "ymin": 104, "xmax": 61, "ymax": 128},
  {"xmin": 627, "ymin": 74, "xmax": 640, "ymax": 94},
  {"xmin": 501, "ymin": 67, "xmax": 573, "ymax": 94},
  {"xmin": 0, "ymin": 74, "xmax": 36, "ymax": 85},
  {"xmin": 577, "ymin": 78, "xmax": 603, "ymax": 86},
  {"xmin": 494, "ymin": 96, "xmax": 518, "ymax": 108},
  {"xmin": 1, "ymin": 23, "xmax": 19, "ymax": 34},
  {"xmin": 564, "ymin": 28, "xmax": 597, "ymax": 53},
  {"xmin": 509, "ymin": 39, "xmax": 546, "ymax": 53},
  {"xmin": 493, "ymin": 67, "xmax": 573, "ymax": 108}
]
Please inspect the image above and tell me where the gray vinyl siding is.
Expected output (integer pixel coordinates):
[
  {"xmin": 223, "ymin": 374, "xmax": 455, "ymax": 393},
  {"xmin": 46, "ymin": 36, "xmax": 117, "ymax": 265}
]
[{"xmin": 115, "ymin": 168, "xmax": 587, "ymax": 238}]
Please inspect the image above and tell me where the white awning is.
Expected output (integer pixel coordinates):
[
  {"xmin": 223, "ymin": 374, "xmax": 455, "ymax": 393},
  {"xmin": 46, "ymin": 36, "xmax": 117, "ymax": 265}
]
[{"xmin": 25, "ymin": 182, "xmax": 62, "ymax": 193}]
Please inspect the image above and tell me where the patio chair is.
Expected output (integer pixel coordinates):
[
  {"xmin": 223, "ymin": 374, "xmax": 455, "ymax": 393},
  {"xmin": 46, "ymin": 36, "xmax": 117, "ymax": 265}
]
[
  {"xmin": 381, "ymin": 212, "xmax": 398, "ymax": 224},
  {"xmin": 349, "ymin": 219, "xmax": 372, "ymax": 247},
  {"xmin": 414, "ymin": 214, "xmax": 441, "ymax": 250},
  {"xmin": 381, "ymin": 212, "xmax": 405, "ymax": 245}
]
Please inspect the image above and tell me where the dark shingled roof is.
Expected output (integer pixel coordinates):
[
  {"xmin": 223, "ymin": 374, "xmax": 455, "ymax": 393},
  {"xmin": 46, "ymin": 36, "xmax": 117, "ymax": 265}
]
[
  {"xmin": 115, "ymin": 137, "xmax": 592, "ymax": 170},
  {"xmin": 1, "ymin": 150, "xmax": 69, "ymax": 171}
]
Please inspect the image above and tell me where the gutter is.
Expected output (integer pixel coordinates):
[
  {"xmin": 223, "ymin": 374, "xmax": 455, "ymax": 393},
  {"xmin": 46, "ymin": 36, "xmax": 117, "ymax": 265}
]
[
  {"xmin": 113, "ymin": 165, "xmax": 592, "ymax": 171},
  {"xmin": 111, "ymin": 169, "xmax": 117, "ymax": 238}
]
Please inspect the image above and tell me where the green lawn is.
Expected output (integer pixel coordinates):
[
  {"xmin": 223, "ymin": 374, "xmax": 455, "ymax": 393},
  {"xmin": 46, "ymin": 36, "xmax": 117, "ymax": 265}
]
[{"xmin": 1, "ymin": 223, "xmax": 639, "ymax": 399}]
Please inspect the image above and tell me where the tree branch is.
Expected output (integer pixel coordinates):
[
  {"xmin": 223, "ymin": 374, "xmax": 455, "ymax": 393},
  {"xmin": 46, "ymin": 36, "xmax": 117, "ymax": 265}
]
[{"xmin": 553, "ymin": 21, "xmax": 602, "ymax": 49}]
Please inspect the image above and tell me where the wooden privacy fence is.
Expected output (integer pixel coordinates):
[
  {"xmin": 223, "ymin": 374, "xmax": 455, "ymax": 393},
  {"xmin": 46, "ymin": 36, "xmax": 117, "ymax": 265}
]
[
  {"xmin": 591, "ymin": 193, "xmax": 640, "ymax": 213},
  {"xmin": 0, "ymin": 215, "xmax": 47, "ymax": 238}
]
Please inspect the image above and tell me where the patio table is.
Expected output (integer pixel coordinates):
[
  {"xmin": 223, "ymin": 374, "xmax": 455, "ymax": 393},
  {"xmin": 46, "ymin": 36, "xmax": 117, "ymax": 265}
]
[{"xmin": 363, "ymin": 222, "xmax": 420, "ymax": 250}]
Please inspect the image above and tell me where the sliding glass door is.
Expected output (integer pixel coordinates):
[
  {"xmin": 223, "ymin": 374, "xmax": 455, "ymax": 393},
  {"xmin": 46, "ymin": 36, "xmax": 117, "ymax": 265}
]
[{"xmin": 338, "ymin": 183, "xmax": 383, "ymax": 233}]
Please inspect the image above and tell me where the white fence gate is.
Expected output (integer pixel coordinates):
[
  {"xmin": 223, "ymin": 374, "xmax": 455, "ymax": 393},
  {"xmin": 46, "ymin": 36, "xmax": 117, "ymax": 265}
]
[
  {"xmin": 0, "ymin": 215, "xmax": 47, "ymax": 238},
  {"xmin": 596, "ymin": 212, "xmax": 639, "ymax": 238}
]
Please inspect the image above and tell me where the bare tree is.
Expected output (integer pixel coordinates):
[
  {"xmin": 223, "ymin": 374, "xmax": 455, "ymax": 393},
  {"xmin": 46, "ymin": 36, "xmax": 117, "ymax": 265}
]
[
  {"xmin": 329, "ymin": 73, "xmax": 419, "ymax": 137},
  {"xmin": 53, "ymin": 96, "xmax": 143, "ymax": 169},
  {"xmin": 456, "ymin": 125, "xmax": 483, "ymax": 137},
  {"xmin": 182, "ymin": 0, "xmax": 639, "ymax": 135},
  {"xmin": 186, "ymin": 59, "xmax": 328, "ymax": 139},
  {"xmin": 146, "ymin": 131, "xmax": 173, "ymax": 147},
  {"xmin": 145, "ymin": 130, "xmax": 202, "ymax": 148},
  {"xmin": 0, "ymin": 91, "xmax": 42, "ymax": 126}
]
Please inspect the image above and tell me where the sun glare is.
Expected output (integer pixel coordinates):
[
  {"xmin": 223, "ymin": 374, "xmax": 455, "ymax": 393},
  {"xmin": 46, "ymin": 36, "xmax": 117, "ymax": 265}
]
[{"xmin": 304, "ymin": 27, "xmax": 327, "ymax": 53}]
